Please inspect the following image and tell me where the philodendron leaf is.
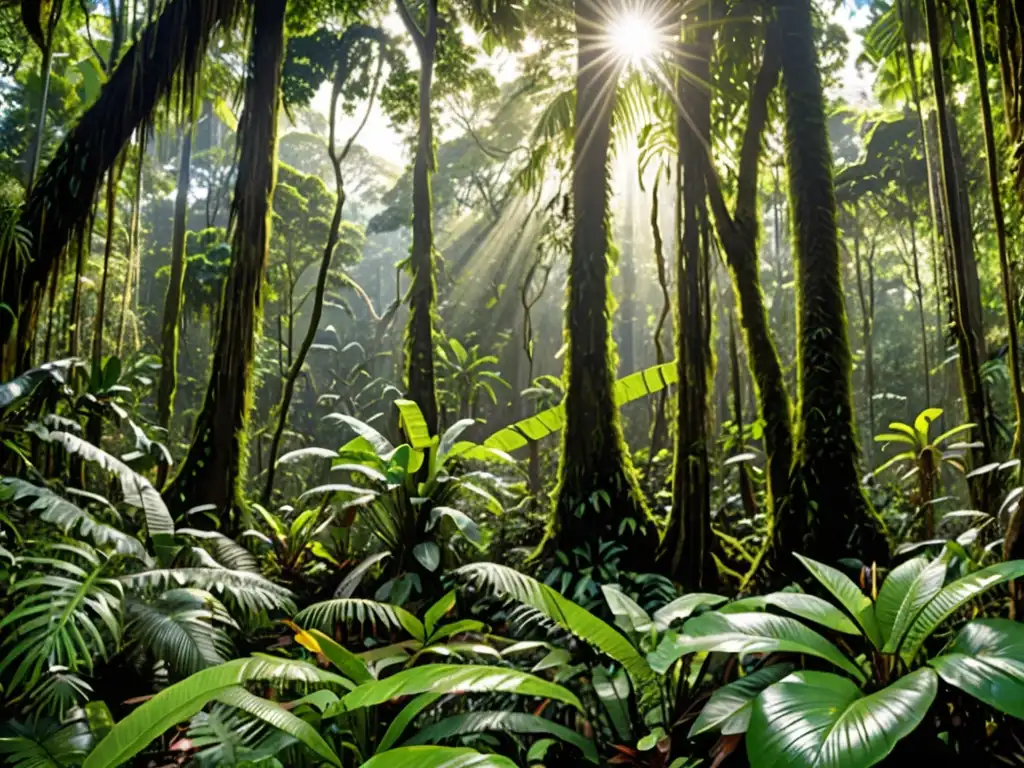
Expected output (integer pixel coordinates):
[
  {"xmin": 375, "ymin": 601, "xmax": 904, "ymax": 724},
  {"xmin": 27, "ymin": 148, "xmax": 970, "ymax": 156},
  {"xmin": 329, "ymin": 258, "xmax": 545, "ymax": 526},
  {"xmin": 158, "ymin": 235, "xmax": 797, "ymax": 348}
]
[
  {"xmin": 654, "ymin": 612, "xmax": 864, "ymax": 681},
  {"xmin": 795, "ymin": 554, "xmax": 883, "ymax": 649},
  {"xmin": 929, "ymin": 619, "xmax": 1024, "ymax": 719},
  {"xmin": 721, "ymin": 593, "xmax": 859, "ymax": 635},
  {"xmin": 900, "ymin": 559, "xmax": 1024, "ymax": 663},
  {"xmin": 874, "ymin": 557, "xmax": 928, "ymax": 642},
  {"xmin": 651, "ymin": 592, "xmax": 727, "ymax": 631},
  {"xmin": 746, "ymin": 669, "xmax": 937, "ymax": 768},
  {"xmin": 689, "ymin": 663, "xmax": 795, "ymax": 737}
]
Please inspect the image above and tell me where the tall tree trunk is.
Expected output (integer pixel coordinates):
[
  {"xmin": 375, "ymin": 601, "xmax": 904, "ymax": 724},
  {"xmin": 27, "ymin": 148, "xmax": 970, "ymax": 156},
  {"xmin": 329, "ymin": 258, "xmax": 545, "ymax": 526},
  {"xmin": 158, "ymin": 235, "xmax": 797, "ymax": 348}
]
[
  {"xmin": 925, "ymin": 0, "xmax": 994, "ymax": 510},
  {"xmin": 661, "ymin": 1, "xmax": 715, "ymax": 589},
  {"xmin": 549, "ymin": 0, "xmax": 655, "ymax": 565},
  {"xmin": 851, "ymin": 213, "xmax": 876, "ymax": 449},
  {"xmin": 163, "ymin": 0, "xmax": 287, "ymax": 520},
  {"xmin": 619, "ymin": 180, "xmax": 637, "ymax": 377},
  {"xmin": 0, "ymin": 0, "xmax": 244, "ymax": 361},
  {"xmin": 779, "ymin": 0, "xmax": 885, "ymax": 564},
  {"xmin": 649, "ymin": 176, "xmax": 671, "ymax": 458},
  {"xmin": 263, "ymin": 28, "xmax": 384, "ymax": 504},
  {"xmin": 968, "ymin": 0, "xmax": 1023, "ymax": 461},
  {"xmin": 705, "ymin": 28, "xmax": 795, "ymax": 584},
  {"xmin": 156, "ymin": 124, "xmax": 192, "ymax": 489},
  {"xmin": 905, "ymin": 185, "xmax": 932, "ymax": 410},
  {"xmin": 397, "ymin": 0, "xmax": 439, "ymax": 436}
]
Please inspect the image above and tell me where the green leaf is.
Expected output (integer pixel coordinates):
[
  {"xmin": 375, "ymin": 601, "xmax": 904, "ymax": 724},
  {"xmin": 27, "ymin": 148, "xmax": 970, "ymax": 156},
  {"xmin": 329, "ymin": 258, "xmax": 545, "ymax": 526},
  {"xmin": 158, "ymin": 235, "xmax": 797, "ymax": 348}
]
[
  {"xmin": 656, "ymin": 612, "xmax": 864, "ymax": 681},
  {"xmin": 361, "ymin": 747, "xmax": 518, "ymax": 768},
  {"xmin": 689, "ymin": 664, "xmax": 795, "ymax": 737},
  {"xmin": 82, "ymin": 657, "xmax": 347, "ymax": 768},
  {"xmin": 747, "ymin": 669, "xmax": 937, "ymax": 768},
  {"xmin": 214, "ymin": 687, "xmax": 341, "ymax": 767},
  {"xmin": 414, "ymin": 542, "xmax": 440, "ymax": 572},
  {"xmin": 882, "ymin": 557, "xmax": 947, "ymax": 653},
  {"xmin": 325, "ymin": 665, "xmax": 582, "ymax": 717},
  {"xmin": 795, "ymin": 554, "xmax": 882, "ymax": 648},
  {"xmin": 449, "ymin": 339, "xmax": 469, "ymax": 365},
  {"xmin": 395, "ymin": 399, "xmax": 434, "ymax": 449},
  {"xmin": 874, "ymin": 557, "xmax": 927, "ymax": 643},
  {"xmin": 900, "ymin": 560, "xmax": 1024, "ymax": 664},
  {"xmin": 601, "ymin": 585, "xmax": 652, "ymax": 634},
  {"xmin": 929, "ymin": 619, "xmax": 1024, "ymax": 719},
  {"xmin": 307, "ymin": 629, "xmax": 373, "ymax": 684},
  {"xmin": 424, "ymin": 591, "xmax": 456, "ymax": 637},
  {"xmin": 932, "ymin": 422, "xmax": 976, "ymax": 447},
  {"xmin": 721, "ymin": 593, "xmax": 860, "ymax": 635},
  {"xmin": 295, "ymin": 598, "xmax": 425, "ymax": 643},
  {"xmin": 377, "ymin": 693, "xmax": 443, "ymax": 753},
  {"xmin": 430, "ymin": 507, "xmax": 481, "ymax": 544},
  {"xmin": 651, "ymin": 593, "xmax": 727, "ymax": 631},
  {"xmin": 406, "ymin": 711, "xmax": 598, "ymax": 762},
  {"xmin": 872, "ymin": 432, "xmax": 916, "ymax": 446},
  {"xmin": 457, "ymin": 563, "xmax": 654, "ymax": 688},
  {"xmin": 913, "ymin": 408, "xmax": 943, "ymax": 442}
]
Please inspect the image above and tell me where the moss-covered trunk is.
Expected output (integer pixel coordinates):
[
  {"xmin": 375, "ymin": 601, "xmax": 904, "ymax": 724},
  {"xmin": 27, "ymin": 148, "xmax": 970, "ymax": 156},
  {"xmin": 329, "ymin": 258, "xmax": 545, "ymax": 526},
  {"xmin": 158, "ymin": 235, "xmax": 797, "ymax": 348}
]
[
  {"xmin": 163, "ymin": 0, "xmax": 286, "ymax": 519},
  {"xmin": 0, "ymin": 0, "xmax": 243, "ymax": 364},
  {"xmin": 400, "ymin": 0, "xmax": 440, "ymax": 436},
  {"xmin": 549, "ymin": 0, "xmax": 655, "ymax": 565},
  {"xmin": 660, "ymin": 2, "xmax": 715, "ymax": 589},
  {"xmin": 925, "ymin": 0, "xmax": 993, "ymax": 511},
  {"xmin": 779, "ymin": 0, "xmax": 885, "ymax": 565}
]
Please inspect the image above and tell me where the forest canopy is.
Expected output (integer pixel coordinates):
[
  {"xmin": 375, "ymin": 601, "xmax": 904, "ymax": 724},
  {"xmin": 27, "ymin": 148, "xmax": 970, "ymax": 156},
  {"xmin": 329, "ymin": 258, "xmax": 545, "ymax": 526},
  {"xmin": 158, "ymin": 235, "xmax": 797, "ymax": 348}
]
[{"xmin": 2, "ymin": 0, "xmax": 1024, "ymax": 766}]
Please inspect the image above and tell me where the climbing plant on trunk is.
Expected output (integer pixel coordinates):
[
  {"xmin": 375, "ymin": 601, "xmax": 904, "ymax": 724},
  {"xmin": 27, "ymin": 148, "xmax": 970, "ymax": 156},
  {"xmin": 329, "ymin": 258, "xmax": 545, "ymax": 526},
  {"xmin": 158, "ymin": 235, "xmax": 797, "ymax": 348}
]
[{"xmin": 164, "ymin": 0, "xmax": 288, "ymax": 519}]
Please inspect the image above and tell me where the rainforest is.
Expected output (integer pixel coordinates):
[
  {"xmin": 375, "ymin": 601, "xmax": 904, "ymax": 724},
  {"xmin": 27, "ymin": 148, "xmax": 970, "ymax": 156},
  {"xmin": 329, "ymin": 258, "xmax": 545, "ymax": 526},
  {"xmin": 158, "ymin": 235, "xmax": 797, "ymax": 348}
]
[{"xmin": 1, "ymin": 0, "xmax": 1024, "ymax": 765}]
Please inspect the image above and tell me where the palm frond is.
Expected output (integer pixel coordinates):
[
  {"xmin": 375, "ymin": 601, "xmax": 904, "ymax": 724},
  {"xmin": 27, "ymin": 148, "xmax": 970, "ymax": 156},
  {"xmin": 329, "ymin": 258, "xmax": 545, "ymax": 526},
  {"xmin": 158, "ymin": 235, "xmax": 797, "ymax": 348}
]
[
  {"xmin": 296, "ymin": 598, "xmax": 424, "ymax": 640},
  {"xmin": 120, "ymin": 568, "xmax": 295, "ymax": 617}
]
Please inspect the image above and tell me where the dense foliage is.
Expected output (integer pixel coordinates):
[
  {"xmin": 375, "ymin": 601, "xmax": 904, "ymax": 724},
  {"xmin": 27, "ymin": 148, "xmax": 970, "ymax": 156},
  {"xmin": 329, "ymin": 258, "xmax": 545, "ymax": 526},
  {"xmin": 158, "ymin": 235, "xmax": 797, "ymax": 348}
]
[{"xmin": 1, "ymin": 0, "xmax": 1024, "ymax": 766}]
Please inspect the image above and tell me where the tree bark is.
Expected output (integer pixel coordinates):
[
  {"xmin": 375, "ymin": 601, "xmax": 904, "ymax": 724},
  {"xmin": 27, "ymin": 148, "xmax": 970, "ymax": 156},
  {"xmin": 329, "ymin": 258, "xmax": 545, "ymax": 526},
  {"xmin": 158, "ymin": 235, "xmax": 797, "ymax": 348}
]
[
  {"xmin": 661, "ymin": 0, "xmax": 716, "ymax": 589},
  {"xmin": 163, "ymin": 0, "xmax": 287, "ymax": 520},
  {"xmin": 398, "ymin": 0, "xmax": 440, "ymax": 436},
  {"xmin": 779, "ymin": 0, "xmax": 885, "ymax": 565},
  {"xmin": 925, "ymin": 0, "xmax": 994, "ymax": 510},
  {"xmin": 549, "ymin": 0, "xmax": 655, "ymax": 565}
]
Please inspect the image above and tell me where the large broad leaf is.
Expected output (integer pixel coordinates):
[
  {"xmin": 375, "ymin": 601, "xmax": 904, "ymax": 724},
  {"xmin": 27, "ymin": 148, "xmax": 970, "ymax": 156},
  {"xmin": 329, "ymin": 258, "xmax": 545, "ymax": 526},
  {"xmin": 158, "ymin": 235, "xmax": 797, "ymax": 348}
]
[
  {"xmin": 405, "ymin": 711, "xmax": 598, "ymax": 763},
  {"xmin": 377, "ymin": 693, "xmax": 443, "ymax": 753},
  {"xmin": 881, "ymin": 557, "xmax": 947, "ymax": 654},
  {"xmin": 457, "ymin": 563, "xmax": 654, "ymax": 688},
  {"xmin": 395, "ymin": 399, "xmax": 434, "ymax": 450},
  {"xmin": 746, "ymin": 669, "xmax": 937, "ymax": 768},
  {"xmin": 652, "ymin": 592, "xmax": 727, "ymax": 631},
  {"xmin": 0, "ymin": 359, "xmax": 74, "ymax": 411},
  {"xmin": 602, "ymin": 585, "xmax": 653, "ymax": 634},
  {"xmin": 874, "ymin": 557, "xmax": 927, "ymax": 643},
  {"xmin": 82, "ymin": 657, "xmax": 348, "ymax": 768},
  {"xmin": 721, "ymin": 593, "xmax": 859, "ymax": 635},
  {"xmin": 689, "ymin": 663, "xmax": 795, "ymax": 737},
  {"xmin": 795, "ymin": 554, "xmax": 882, "ymax": 648},
  {"xmin": 929, "ymin": 619, "xmax": 1024, "ymax": 719},
  {"xmin": 900, "ymin": 560, "xmax": 1024, "ymax": 663},
  {"xmin": 481, "ymin": 362, "xmax": 677, "ymax": 453},
  {"xmin": 654, "ymin": 612, "xmax": 864, "ymax": 681},
  {"xmin": 361, "ymin": 747, "xmax": 518, "ymax": 768},
  {"xmin": 324, "ymin": 664, "xmax": 582, "ymax": 718}
]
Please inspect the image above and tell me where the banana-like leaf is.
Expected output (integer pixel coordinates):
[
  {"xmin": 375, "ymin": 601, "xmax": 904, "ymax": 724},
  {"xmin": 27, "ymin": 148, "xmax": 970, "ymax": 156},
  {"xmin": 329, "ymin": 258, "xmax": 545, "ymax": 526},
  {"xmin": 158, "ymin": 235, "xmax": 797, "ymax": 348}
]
[
  {"xmin": 721, "ymin": 593, "xmax": 859, "ymax": 635},
  {"xmin": 0, "ymin": 359, "xmax": 74, "ymax": 411},
  {"xmin": 602, "ymin": 585, "xmax": 652, "ymax": 634},
  {"xmin": 746, "ymin": 669, "xmax": 937, "ymax": 768},
  {"xmin": 882, "ymin": 557, "xmax": 947, "ymax": 653},
  {"xmin": 874, "ymin": 557, "xmax": 927, "ymax": 643},
  {"xmin": 361, "ymin": 747, "xmax": 518, "ymax": 768},
  {"xmin": 406, "ymin": 711, "xmax": 598, "ymax": 762},
  {"xmin": 325, "ymin": 664, "xmax": 581, "ymax": 718},
  {"xmin": 214, "ymin": 687, "xmax": 341, "ymax": 767},
  {"xmin": 481, "ymin": 362, "xmax": 677, "ymax": 453},
  {"xmin": 689, "ymin": 663, "xmax": 795, "ymax": 737},
  {"xmin": 305, "ymin": 628, "xmax": 373, "ymax": 684},
  {"xmin": 795, "ymin": 554, "xmax": 882, "ymax": 648},
  {"xmin": 295, "ymin": 598, "xmax": 425, "ymax": 642},
  {"xmin": 652, "ymin": 592, "xmax": 727, "ymax": 631},
  {"xmin": 656, "ymin": 612, "xmax": 864, "ymax": 681},
  {"xmin": 457, "ymin": 563, "xmax": 654, "ymax": 688},
  {"xmin": 929, "ymin": 619, "xmax": 1024, "ymax": 719},
  {"xmin": 377, "ymin": 693, "xmax": 443, "ymax": 753},
  {"xmin": 395, "ymin": 399, "xmax": 433, "ymax": 449},
  {"xmin": 82, "ymin": 657, "xmax": 348, "ymax": 768},
  {"xmin": 277, "ymin": 447, "xmax": 339, "ymax": 465},
  {"xmin": 900, "ymin": 560, "xmax": 1024, "ymax": 663}
]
